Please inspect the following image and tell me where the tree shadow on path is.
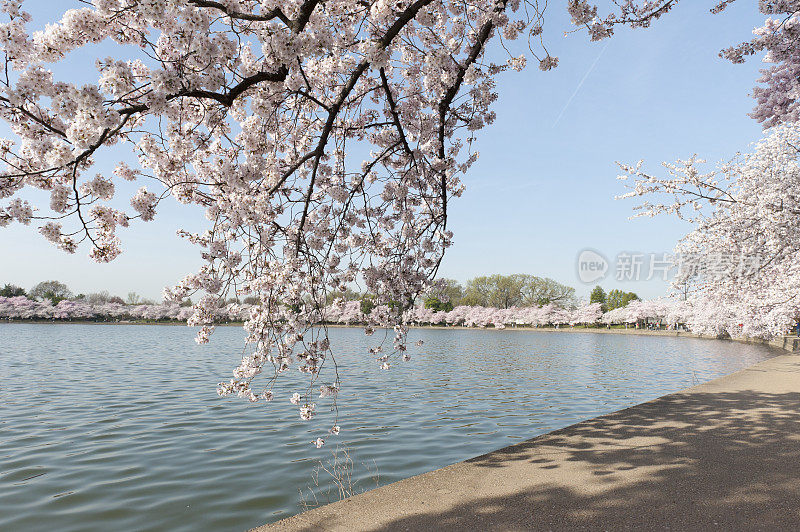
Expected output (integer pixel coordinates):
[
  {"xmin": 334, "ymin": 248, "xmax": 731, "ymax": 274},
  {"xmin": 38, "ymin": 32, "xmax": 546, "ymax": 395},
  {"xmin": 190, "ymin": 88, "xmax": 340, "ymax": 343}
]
[{"xmin": 265, "ymin": 358, "xmax": 800, "ymax": 531}]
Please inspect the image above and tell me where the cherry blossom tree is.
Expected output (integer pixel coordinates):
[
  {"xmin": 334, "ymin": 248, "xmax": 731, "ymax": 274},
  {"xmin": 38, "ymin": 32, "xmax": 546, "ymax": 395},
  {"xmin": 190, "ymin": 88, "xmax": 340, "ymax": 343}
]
[
  {"xmin": 0, "ymin": 0, "xmax": 705, "ymax": 443},
  {"xmin": 615, "ymin": 1, "xmax": 800, "ymax": 339},
  {"xmin": 570, "ymin": 302, "xmax": 602, "ymax": 326},
  {"xmin": 620, "ymin": 125, "xmax": 800, "ymax": 339},
  {"xmin": 0, "ymin": 295, "xmax": 50, "ymax": 318}
]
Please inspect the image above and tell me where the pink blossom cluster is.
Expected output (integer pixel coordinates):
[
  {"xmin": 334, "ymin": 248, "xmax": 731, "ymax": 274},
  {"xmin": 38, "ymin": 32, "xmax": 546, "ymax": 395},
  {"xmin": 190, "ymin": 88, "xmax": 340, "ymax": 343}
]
[
  {"xmin": 0, "ymin": 295, "xmax": 200, "ymax": 321},
  {"xmin": 713, "ymin": 0, "xmax": 800, "ymax": 127}
]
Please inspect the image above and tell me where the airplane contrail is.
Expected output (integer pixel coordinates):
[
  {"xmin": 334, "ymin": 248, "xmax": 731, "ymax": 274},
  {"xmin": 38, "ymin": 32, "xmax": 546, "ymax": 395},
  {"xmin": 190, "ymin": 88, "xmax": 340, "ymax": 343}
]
[{"xmin": 552, "ymin": 40, "xmax": 610, "ymax": 129}]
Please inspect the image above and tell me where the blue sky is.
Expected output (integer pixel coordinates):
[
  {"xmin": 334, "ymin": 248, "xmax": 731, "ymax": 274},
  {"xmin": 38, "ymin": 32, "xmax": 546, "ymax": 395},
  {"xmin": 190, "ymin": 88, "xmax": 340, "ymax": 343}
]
[{"xmin": 0, "ymin": 1, "xmax": 767, "ymax": 301}]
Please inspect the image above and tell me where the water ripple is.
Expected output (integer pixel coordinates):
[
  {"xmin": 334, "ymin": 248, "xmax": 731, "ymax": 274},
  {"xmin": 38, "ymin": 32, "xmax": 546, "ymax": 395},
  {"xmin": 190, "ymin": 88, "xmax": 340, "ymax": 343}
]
[{"xmin": 0, "ymin": 324, "xmax": 776, "ymax": 531}]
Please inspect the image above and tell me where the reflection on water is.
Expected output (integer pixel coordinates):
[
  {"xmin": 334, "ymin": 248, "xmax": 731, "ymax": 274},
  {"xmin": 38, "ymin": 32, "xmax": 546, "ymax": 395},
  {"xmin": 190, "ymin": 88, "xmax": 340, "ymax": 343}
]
[{"xmin": 0, "ymin": 324, "xmax": 776, "ymax": 531}]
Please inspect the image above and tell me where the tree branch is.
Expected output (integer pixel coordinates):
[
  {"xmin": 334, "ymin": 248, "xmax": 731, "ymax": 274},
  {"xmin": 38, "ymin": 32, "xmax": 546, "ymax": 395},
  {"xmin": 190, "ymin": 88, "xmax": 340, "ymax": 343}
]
[{"xmin": 187, "ymin": 0, "xmax": 291, "ymax": 25}]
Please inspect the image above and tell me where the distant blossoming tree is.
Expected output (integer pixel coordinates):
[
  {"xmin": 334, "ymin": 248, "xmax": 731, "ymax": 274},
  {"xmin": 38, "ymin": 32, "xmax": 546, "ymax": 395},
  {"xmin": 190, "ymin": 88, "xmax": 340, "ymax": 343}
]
[{"xmin": 0, "ymin": 0, "xmax": 754, "ymax": 442}]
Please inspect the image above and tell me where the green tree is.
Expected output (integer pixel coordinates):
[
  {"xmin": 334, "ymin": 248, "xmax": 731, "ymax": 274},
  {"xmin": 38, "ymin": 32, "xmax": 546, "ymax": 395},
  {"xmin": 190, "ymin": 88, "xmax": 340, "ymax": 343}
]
[
  {"xmin": 493, "ymin": 274, "xmax": 525, "ymax": 308},
  {"xmin": 589, "ymin": 285, "xmax": 607, "ymax": 312},
  {"xmin": 424, "ymin": 296, "xmax": 454, "ymax": 312},
  {"xmin": 463, "ymin": 274, "xmax": 576, "ymax": 309},
  {"xmin": 520, "ymin": 276, "xmax": 576, "ymax": 307},
  {"xmin": 325, "ymin": 287, "xmax": 361, "ymax": 305},
  {"xmin": 606, "ymin": 289, "xmax": 639, "ymax": 310},
  {"xmin": 29, "ymin": 281, "xmax": 72, "ymax": 305},
  {"xmin": 459, "ymin": 293, "xmax": 482, "ymax": 306},
  {"xmin": 388, "ymin": 294, "xmax": 414, "ymax": 314},
  {"xmin": 426, "ymin": 278, "xmax": 464, "ymax": 307},
  {"xmin": 623, "ymin": 292, "xmax": 639, "ymax": 307},
  {"xmin": 0, "ymin": 284, "xmax": 26, "ymax": 297},
  {"xmin": 463, "ymin": 275, "xmax": 496, "ymax": 307},
  {"xmin": 85, "ymin": 291, "xmax": 111, "ymax": 304},
  {"xmin": 464, "ymin": 274, "xmax": 524, "ymax": 308},
  {"xmin": 360, "ymin": 295, "xmax": 376, "ymax": 316}
]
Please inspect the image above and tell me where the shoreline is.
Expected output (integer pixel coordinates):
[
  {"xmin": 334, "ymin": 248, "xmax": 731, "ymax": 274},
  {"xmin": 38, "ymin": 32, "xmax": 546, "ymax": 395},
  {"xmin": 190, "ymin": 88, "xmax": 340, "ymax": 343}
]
[
  {"xmin": 255, "ymin": 352, "xmax": 800, "ymax": 531},
  {"xmin": 3, "ymin": 320, "xmax": 798, "ymax": 353}
]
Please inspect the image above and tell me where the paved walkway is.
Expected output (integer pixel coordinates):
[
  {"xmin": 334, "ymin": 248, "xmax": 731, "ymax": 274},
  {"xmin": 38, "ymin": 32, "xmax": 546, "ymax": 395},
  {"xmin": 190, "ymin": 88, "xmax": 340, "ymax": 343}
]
[{"xmin": 256, "ymin": 354, "xmax": 800, "ymax": 531}]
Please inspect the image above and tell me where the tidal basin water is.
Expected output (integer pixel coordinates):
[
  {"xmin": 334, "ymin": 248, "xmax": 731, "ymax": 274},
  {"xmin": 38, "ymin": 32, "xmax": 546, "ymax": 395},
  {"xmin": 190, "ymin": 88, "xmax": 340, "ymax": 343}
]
[{"xmin": 0, "ymin": 324, "xmax": 778, "ymax": 531}]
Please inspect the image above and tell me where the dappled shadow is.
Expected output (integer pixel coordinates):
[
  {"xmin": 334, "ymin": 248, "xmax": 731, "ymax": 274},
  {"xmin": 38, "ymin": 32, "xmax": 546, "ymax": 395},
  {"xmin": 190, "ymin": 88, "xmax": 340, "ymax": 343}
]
[{"xmin": 266, "ymin": 358, "xmax": 800, "ymax": 531}]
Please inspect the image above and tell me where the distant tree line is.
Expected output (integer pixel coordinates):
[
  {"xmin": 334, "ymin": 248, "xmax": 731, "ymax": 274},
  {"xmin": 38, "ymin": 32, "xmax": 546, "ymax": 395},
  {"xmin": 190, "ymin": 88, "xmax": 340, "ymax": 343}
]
[
  {"xmin": 0, "ymin": 281, "xmax": 192, "ymax": 307},
  {"xmin": 300, "ymin": 274, "xmax": 579, "ymax": 314},
  {"xmin": 423, "ymin": 275, "xmax": 578, "ymax": 312},
  {"xmin": 2, "ymin": 278, "xmax": 640, "ymax": 316},
  {"xmin": 589, "ymin": 286, "xmax": 640, "ymax": 313}
]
